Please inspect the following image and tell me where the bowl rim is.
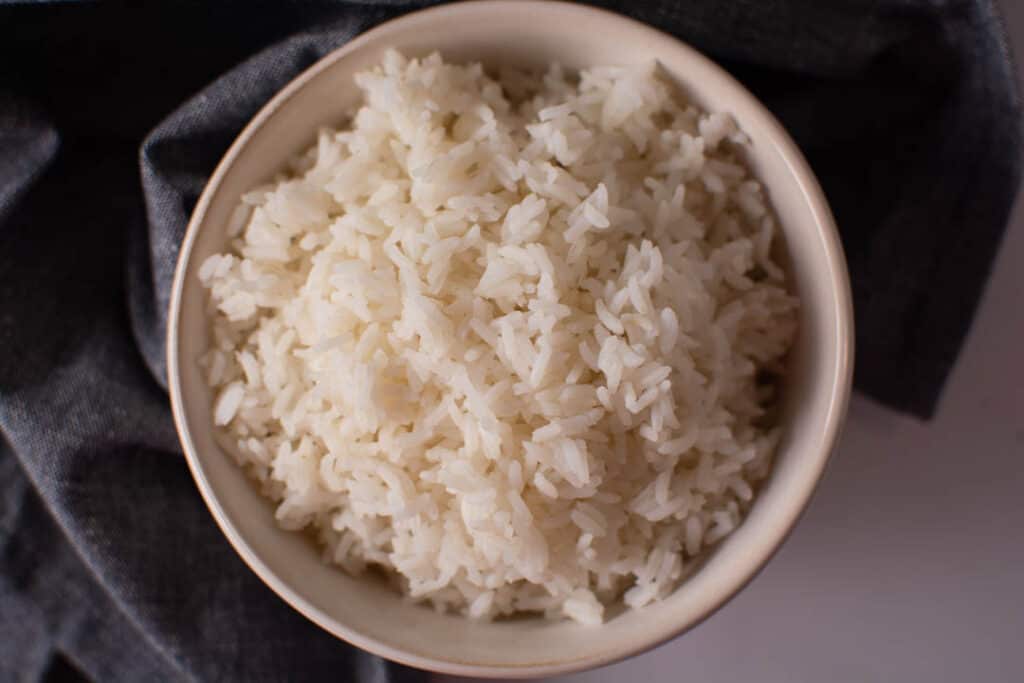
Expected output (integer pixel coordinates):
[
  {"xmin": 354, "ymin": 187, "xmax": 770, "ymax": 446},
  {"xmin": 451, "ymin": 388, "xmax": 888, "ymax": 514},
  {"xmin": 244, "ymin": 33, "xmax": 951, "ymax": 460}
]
[{"xmin": 166, "ymin": 0, "xmax": 855, "ymax": 677}]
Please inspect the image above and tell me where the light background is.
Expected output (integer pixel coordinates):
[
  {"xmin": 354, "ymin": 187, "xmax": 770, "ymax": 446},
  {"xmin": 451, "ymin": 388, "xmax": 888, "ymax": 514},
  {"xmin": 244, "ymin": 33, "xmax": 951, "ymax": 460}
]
[{"xmin": 440, "ymin": 2, "xmax": 1024, "ymax": 681}]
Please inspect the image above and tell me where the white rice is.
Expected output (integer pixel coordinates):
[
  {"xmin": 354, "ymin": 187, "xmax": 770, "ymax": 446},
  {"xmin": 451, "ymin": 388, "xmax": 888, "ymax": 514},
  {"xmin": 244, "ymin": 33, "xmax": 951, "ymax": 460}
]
[{"xmin": 199, "ymin": 50, "xmax": 798, "ymax": 625}]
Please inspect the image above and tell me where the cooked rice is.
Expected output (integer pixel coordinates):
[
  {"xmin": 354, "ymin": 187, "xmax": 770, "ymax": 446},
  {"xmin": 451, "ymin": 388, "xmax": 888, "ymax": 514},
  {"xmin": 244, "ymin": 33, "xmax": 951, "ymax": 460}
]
[{"xmin": 199, "ymin": 50, "xmax": 797, "ymax": 625}]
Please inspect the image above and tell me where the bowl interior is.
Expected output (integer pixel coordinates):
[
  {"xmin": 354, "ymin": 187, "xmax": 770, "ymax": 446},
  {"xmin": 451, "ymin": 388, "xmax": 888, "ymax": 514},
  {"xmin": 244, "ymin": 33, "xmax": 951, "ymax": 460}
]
[{"xmin": 168, "ymin": 1, "xmax": 852, "ymax": 677}]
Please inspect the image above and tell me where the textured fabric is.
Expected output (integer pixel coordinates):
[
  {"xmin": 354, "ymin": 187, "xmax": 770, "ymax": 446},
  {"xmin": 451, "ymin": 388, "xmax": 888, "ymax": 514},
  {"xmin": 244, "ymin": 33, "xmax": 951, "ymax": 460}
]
[{"xmin": 0, "ymin": 1, "xmax": 1019, "ymax": 681}]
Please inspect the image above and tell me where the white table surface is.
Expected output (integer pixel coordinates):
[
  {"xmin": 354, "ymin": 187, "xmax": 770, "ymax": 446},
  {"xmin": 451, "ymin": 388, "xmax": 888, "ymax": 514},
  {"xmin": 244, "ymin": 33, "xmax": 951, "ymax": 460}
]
[{"xmin": 440, "ymin": 3, "xmax": 1024, "ymax": 681}]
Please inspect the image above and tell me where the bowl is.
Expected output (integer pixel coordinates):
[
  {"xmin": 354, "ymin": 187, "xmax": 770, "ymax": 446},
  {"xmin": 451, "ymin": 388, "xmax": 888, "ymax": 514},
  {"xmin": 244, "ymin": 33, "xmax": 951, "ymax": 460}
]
[{"xmin": 167, "ymin": 1, "xmax": 854, "ymax": 677}]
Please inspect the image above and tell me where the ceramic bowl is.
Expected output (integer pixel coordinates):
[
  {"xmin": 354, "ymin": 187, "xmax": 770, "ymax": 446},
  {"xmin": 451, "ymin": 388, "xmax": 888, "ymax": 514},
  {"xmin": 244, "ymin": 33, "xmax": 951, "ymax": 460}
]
[{"xmin": 167, "ymin": 1, "xmax": 854, "ymax": 677}]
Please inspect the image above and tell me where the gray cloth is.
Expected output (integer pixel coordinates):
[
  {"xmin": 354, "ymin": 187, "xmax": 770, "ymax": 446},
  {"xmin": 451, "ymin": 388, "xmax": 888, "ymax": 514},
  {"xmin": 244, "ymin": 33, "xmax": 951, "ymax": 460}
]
[{"xmin": 0, "ymin": 1, "xmax": 1019, "ymax": 681}]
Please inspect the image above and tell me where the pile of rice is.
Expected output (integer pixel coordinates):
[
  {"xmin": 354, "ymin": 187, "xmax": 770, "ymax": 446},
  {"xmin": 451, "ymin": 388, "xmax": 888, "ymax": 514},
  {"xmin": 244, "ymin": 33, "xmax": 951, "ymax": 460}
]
[{"xmin": 199, "ymin": 50, "xmax": 797, "ymax": 625}]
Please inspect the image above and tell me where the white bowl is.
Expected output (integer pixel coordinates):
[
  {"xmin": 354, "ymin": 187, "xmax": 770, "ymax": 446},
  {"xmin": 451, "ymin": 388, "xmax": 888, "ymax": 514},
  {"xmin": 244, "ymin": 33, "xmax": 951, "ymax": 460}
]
[{"xmin": 167, "ymin": 1, "xmax": 854, "ymax": 677}]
